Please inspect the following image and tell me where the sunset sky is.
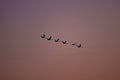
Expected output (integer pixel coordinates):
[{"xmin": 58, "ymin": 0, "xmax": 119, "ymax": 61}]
[{"xmin": 1, "ymin": 0, "xmax": 120, "ymax": 80}]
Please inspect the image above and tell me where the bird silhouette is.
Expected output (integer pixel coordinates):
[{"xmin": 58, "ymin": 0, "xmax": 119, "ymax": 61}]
[
  {"xmin": 54, "ymin": 38, "xmax": 60, "ymax": 42},
  {"xmin": 62, "ymin": 40, "xmax": 67, "ymax": 44},
  {"xmin": 77, "ymin": 44, "xmax": 82, "ymax": 48},
  {"xmin": 40, "ymin": 34, "xmax": 45, "ymax": 38},
  {"xmin": 47, "ymin": 36, "xmax": 52, "ymax": 40}
]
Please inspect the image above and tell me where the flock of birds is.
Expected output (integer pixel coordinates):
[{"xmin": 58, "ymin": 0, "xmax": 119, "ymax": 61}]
[{"xmin": 40, "ymin": 34, "xmax": 83, "ymax": 48}]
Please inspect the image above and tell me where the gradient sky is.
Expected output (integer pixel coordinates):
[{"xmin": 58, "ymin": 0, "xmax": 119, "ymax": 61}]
[{"xmin": 1, "ymin": 0, "xmax": 120, "ymax": 80}]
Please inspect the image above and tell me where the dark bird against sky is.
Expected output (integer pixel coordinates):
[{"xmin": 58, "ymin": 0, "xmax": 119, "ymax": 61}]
[
  {"xmin": 62, "ymin": 40, "xmax": 67, "ymax": 44},
  {"xmin": 54, "ymin": 38, "xmax": 60, "ymax": 42},
  {"xmin": 40, "ymin": 34, "xmax": 45, "ymax": 38},
  {"xmin": 47, "ymin": 36, "xmax": 52, "ymax": 40}
]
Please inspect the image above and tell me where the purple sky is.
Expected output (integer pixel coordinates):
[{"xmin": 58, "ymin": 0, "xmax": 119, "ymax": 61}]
[{"xmin": 1, "ymin": 0, "xmax": 120, "ymax": 80}]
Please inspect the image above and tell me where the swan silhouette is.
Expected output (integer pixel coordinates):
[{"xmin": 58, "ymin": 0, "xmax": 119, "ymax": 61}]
[
  {"xmin": 40, "ymin": 34, "xmax": 45, "ymax": 38},
  {"xmin": 62, "ymin": 40, "xmax": 67, "ymax": 44},
  {"xmin": 77, "ymin": 44, "xmax": 81, "ymax": 48},
  {"xmin": 54, "ymin": 38, "xmax": 60, "ymax": 42},
  {"xmin": 47, "ymin": 36, "xmax": 52, "ymax": 40}
]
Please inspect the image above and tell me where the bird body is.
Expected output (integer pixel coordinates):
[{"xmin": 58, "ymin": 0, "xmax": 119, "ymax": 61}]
[
  {"xmin": 77, "ymin": 44, "xmax": 81, "ymax": 48},
  {"xmin": 40, "ymin": 34, "xmax": 45, "ymax": 38},
  {"xmin": 62, "ymin": 41, "xmax": 67, "ymax": 44},
  {"xmin": 54, "ymin": 38, "xmax": 60, "ymax": 42},
  {"xmin": 47, "ymin": 36, "xmax": 52, "ymax": 40}
]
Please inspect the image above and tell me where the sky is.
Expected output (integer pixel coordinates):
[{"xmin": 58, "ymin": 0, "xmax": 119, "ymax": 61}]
[{"xmin": 1, "ymin": 0, "xmax": 120, "ymax": 80}]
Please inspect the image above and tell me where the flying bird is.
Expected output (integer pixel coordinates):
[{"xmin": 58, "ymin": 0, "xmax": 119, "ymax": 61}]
[
  {"xmin": 72, "ymin": 43, "xmax": 82, "ymax": 48},
  {"xmin": 54, "ymin": 38, "xmax": 60, "ymax": 42},
  {"xmin": 76, "ymin": 44, "xmax": 82, "ymax": 48},
  {"xmin": 62, "ymin": 40, "xmax": 67, "ymax": 44},
  {"xmin": 40, "ymin": 34, "xmax": 45, "ymax": 38},
  {"xmin": 47, "ymin": 36, "xmax": 52, "ymax": 40}
]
